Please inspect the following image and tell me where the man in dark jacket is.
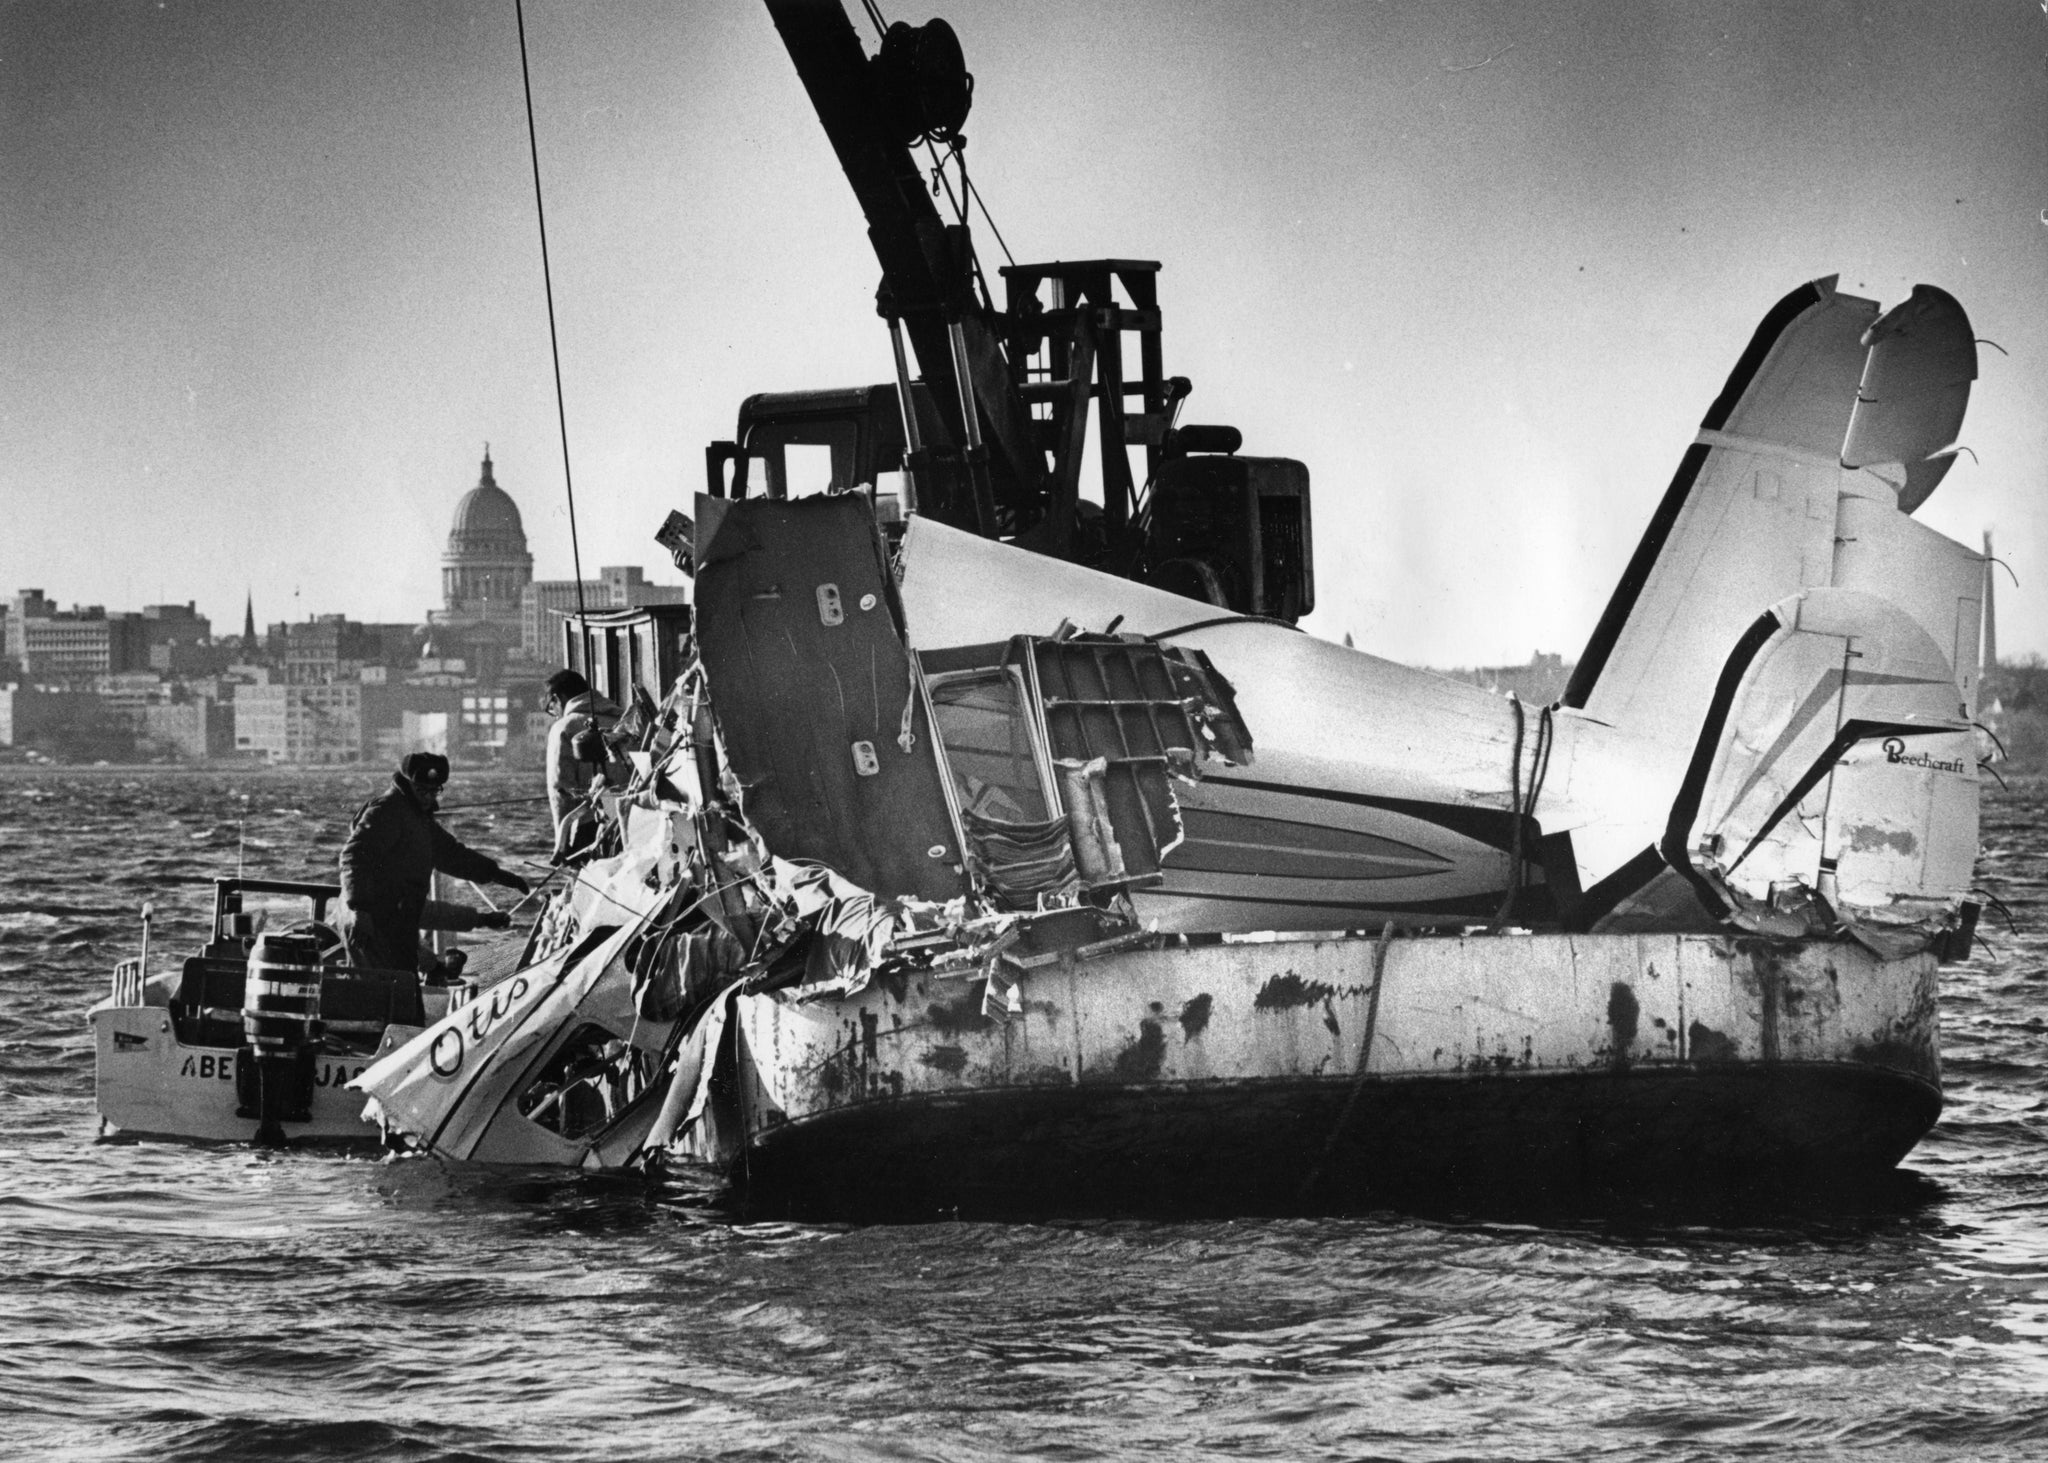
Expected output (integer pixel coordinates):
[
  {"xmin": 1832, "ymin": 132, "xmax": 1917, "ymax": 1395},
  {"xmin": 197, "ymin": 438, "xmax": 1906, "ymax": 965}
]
[{"xmin": 338, "ymin": 753, "xmax": 531, "ymax": 972}]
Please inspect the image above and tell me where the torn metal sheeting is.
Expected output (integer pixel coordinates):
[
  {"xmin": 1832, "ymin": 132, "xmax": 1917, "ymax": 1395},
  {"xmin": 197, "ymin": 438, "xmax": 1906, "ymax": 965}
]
[{"xmin": 691, "ymin": 494, "xmax": 964, "ymax": 903}]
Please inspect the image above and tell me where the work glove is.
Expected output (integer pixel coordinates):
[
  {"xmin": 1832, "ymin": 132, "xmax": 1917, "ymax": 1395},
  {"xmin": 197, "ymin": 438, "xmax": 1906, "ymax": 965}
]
[
  {"xmin": 498, "ymin": 870, "xmax": 532, "ymax": 895},
  {"xmin": 478, "ymin": 910, "xmax": 512, "ymax": 930}
]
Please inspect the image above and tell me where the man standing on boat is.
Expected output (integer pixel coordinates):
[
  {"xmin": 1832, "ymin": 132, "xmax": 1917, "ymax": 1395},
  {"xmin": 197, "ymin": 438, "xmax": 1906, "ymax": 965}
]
[
  {"xmin": 542, "ymin": 669, "xmax": 625, "ymax": 866},
  {"xmin": 338, "ymin": 752, "xmax": 530, "ymax": 973}
]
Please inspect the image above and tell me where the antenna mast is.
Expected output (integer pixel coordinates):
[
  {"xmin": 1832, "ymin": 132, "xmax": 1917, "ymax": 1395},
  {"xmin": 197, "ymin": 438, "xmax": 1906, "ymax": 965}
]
[{"xmin": 515, "ymin": 0, "xmax": 589, "ymax": 625}]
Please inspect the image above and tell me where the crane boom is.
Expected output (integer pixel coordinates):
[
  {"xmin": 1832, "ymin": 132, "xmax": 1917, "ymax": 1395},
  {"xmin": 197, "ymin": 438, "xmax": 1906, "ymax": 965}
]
[
  {"xmin": 762, "ymin": 0, "xmax": 1046, "ymax": 531},
  {"xmin": 733, "ymin": 0, "xmax": 1315, "ymax": 621}
]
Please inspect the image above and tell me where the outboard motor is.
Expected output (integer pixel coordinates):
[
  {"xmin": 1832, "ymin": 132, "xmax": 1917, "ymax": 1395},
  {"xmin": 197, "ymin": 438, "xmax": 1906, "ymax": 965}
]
[{"xmin": 235, "ymin": 931, "xmax": 323, "ymax": 1144}]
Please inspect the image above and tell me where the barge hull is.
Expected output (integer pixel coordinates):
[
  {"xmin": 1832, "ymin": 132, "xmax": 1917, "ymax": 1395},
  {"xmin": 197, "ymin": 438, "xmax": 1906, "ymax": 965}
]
[
  {"xmin": 721, "ymin": 931, "xmax": 1942, "ymax": 1218},
  {"xmin": 739, "ymin": 1065, "xmax": 1939, "ymax": 1219}
]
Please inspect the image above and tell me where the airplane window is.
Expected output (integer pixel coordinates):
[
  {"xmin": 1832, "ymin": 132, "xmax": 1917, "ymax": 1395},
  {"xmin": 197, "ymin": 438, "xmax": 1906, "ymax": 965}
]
[{"xmin": 928, "ymin": 670, "xmax": 1049, "ymax": 824}]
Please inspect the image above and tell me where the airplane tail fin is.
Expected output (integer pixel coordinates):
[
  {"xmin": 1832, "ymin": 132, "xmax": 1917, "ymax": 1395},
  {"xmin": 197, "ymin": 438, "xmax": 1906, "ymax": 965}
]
[
  {"xmin": 1561, "ymin": 278, "xmax": 1979, "ymax": 738},
  {"xmin": 1554, "ymin": 280, "xmax": 1984, "ymax": 948}
]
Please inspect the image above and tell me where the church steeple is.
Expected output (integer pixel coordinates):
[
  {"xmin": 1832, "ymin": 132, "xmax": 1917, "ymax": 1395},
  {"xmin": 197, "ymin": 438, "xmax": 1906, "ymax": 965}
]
[{"xmin": 243, "ymin": 591, "xmax": 256, "ymax": 647}]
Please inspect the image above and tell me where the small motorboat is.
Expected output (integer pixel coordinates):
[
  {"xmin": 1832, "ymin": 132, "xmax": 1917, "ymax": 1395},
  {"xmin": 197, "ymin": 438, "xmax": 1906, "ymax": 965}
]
[{"xmin": 89, "ymin": 876, "xmax": 474, "ymax": 1146}]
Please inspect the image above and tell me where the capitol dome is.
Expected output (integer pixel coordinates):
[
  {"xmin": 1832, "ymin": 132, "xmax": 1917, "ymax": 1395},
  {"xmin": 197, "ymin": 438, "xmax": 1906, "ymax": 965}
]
[
  {"xmin": 448, "ymin": 450, "xmax": 527, "ymax": 552},
  {"xmin": 451, "ymin": 480, "xmax": 525, "ymax": 544},
  {"xmin": 441, "ymin": 448, "xmax": 534, "ymax": 615}
]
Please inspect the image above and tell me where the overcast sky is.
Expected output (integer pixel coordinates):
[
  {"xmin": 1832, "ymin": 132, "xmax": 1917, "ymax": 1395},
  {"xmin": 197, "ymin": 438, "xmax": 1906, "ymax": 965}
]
[{"xmin": 6, "ymin": 0, "xmax": 2045, "ymax": 667}]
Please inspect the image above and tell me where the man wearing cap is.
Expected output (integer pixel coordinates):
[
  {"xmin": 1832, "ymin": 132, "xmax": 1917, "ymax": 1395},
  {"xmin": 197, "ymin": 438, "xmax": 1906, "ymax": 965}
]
[
  {"xmin": 338, "ymin": 752, "xmax": 531, "ymax": 972},
  {"xmin": 542, "ymin": 669, "xmax": 624, "ymax": 865}
]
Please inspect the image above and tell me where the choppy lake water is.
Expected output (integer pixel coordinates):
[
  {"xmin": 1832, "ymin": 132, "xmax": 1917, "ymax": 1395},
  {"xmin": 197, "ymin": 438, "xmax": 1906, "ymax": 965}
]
[{"xmin": 4, "ymin": 768, "xmax": 2048, "ymax": 1461}]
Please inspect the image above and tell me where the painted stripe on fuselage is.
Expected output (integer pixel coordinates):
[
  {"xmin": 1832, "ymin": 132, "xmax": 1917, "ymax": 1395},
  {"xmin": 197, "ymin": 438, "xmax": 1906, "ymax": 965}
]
[
  {"xmin": 1144, "ymin": 887, "xmax": 1509, "ymax": 915},
  {"xmin": 1170, "ymin": 806, "xmax": 1452, "ymax": 881},
  {"xmin": 1136, "ymin": 884, "xmax": 1553, "ymax": 927},
  {"xmin": 1197, "ymin": 776, "xmax": 1536, "ymax": 855},
  {"xmin": 1137, "ymin": 774, "xmax": 1551, "ymax": 931}
]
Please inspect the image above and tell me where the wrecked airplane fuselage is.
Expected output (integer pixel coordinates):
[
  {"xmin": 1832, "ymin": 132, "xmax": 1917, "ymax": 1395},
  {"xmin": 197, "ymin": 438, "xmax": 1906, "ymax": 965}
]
[{"xmin": 353, "ymin": 276, "xmax": 1984, "ymax": 1217}]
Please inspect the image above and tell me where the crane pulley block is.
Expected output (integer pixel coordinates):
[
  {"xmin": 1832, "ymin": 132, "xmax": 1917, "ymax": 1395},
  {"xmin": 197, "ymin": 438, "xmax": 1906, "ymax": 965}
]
[{"xmin": 871, "ymin": 19, "xmax": 973, "ymax": 146}]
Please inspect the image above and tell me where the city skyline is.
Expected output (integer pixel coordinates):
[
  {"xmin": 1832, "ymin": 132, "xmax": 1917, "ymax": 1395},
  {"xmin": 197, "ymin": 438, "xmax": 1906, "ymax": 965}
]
[
  {"xmin": 2, "ymin": 446, "xmax": 686, "ymax": 649},
  {"xmin": 0, "ymin": 461, "xmax": 694, "ymax": 765},
  {"xmin": 7, "ymin": 0, "xmax": 2047, "ymax": 666}
]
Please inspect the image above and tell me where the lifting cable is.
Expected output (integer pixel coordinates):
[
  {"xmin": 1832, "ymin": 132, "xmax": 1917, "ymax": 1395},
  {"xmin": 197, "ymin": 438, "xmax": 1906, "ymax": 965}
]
[
  {"xmin": 938, "ymin": 141, "xmax": 1017, "ymax": 270},
  {"xmin": 1491, "ymin": 697, "xmax": 1556, "ymax": 931},
  {"xmin": 967, "ymin": 172, "xmax": 1016, "ymax": 269},
  {"xmin": 515, "ymin": 0, "xmax": 589, "ymax": 624},
  {"xmin": 1491, "ymin": 697, "xmax": 1525, "ymax": 930},
  {"xmin": 921, "ymin": 140, "xmax": 1017, "ymax": 317}
]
